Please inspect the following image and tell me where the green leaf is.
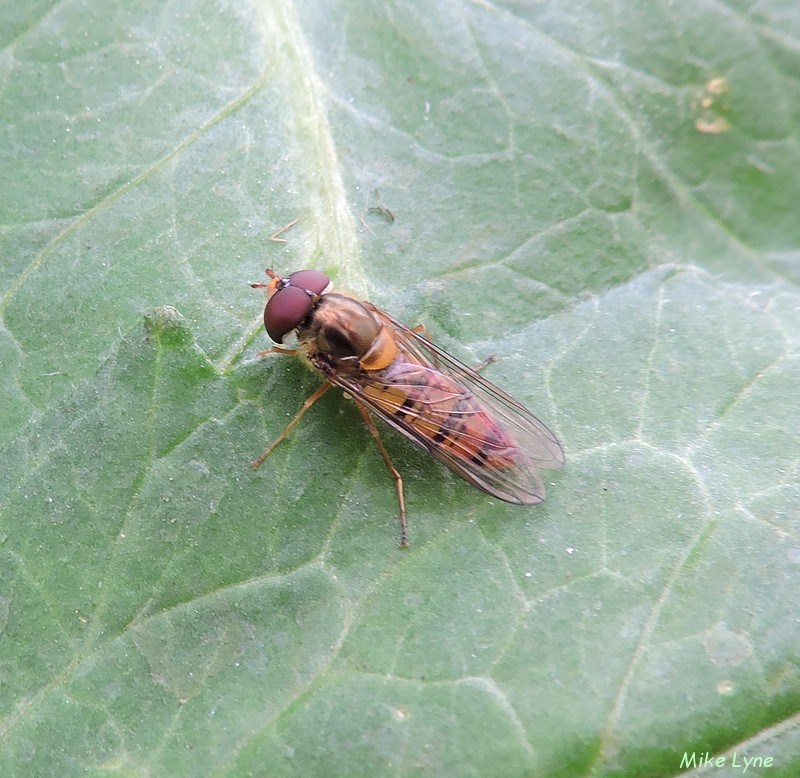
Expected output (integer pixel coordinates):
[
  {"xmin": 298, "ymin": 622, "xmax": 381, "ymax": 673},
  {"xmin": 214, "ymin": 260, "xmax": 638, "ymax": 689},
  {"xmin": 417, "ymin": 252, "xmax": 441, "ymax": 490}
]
[{"xmin": 1, "ymin": 2, "xmax": 798, "ymax": 777}]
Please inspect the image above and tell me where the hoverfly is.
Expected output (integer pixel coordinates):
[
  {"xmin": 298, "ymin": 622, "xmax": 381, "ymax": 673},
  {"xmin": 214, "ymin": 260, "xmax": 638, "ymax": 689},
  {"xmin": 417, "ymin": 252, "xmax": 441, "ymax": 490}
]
[{"xmin": 251, "ymin": 269, "xmax": 564, "ymax": 546}]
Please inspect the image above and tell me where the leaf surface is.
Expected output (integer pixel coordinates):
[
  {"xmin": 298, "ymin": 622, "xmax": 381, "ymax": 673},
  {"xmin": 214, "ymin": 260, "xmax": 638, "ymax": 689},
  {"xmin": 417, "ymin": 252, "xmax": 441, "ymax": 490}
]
[{"xmin": 1, "ymin": 2, "xmax": 799, "ymax": 776}]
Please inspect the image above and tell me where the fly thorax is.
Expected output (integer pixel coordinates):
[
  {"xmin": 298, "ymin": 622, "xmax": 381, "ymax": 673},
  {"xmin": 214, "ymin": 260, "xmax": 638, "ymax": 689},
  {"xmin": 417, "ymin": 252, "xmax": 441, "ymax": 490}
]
[{"xmin": 303, "ymin": 294, "xmax": 382, "ymax": 364}]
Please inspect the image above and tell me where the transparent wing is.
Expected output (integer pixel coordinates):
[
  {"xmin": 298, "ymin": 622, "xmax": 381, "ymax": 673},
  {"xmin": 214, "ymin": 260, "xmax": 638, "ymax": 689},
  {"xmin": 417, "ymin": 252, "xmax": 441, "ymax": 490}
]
[{"xmin": 320, "ymin": 305, "xmax": 564, "ymax": 505}]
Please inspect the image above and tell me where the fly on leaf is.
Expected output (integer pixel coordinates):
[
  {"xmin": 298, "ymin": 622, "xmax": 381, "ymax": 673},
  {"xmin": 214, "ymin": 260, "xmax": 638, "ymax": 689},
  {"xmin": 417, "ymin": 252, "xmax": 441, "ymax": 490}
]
[{"xmin": 251, "ymin": 269, "xmax": 564, "ymax": 546}]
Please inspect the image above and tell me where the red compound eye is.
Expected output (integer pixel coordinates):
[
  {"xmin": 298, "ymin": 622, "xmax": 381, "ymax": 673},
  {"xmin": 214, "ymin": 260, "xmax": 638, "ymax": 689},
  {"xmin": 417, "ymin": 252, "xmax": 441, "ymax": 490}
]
[
  {"xmin": 263, "ymin": 270, "xmax": 331, "ymax": 343},
  {"xmin": 286, "ymin": 269, "xmax": 330, "ymax": 296},
  {"xmin": 264, "ymin": 286, "xmax": 314, "ymax": 343}
]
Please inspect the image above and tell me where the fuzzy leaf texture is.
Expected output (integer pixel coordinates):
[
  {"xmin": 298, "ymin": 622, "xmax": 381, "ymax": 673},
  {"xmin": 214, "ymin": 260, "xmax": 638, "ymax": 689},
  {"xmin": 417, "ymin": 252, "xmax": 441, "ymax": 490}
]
[{"xmin": 1, "ymin": 1, "xmax": 798, "ymax": 777}]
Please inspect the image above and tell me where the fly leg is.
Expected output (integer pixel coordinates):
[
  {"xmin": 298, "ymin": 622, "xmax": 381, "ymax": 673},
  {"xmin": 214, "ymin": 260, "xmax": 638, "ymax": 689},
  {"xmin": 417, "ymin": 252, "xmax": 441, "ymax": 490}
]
[
  {"xmin": 471, "ymin": 354, "xmax": 496, "ymax": 373},
  {"xmin": 252, "ymin": 382, "xmax": 331, "ymax": 469},
  {"xmin": 355, "ymin": 403, "xmax": 408, "ymax": 548},
  {"xmin": 255, "ymin": 345, "xmax": 299, "ymax": 359}
]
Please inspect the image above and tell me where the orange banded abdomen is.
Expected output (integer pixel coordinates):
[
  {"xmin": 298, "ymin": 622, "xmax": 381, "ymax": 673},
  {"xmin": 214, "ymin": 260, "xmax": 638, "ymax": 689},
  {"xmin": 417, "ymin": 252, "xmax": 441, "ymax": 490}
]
[{"xmin": 363, "ymin": 360, "xmax": 519, "ymax": 469}]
